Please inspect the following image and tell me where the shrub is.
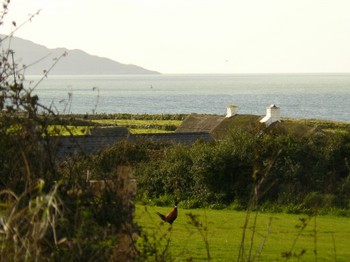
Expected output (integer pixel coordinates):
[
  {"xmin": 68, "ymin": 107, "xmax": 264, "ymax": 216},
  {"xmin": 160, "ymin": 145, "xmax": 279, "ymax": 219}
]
[
  {"xmin": 0, "ymin": 4, "xmax": 138, "ymax": 260},
  {"xmin": 134, "ymin": 122, "xmax": 350, "ymax": 212}
]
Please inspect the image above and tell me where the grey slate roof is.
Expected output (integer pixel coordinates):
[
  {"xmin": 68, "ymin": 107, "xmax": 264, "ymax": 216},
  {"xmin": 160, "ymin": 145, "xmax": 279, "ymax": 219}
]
[
  {"xmin": 51, "ymin": 135, "xmax": 127, "ymax": 159},
  {"xmin": 52, "ymin": 132, "xmax": 213, "ymax": 160},
  {"xmin": 175, "ymin": 114, "xmax": 225, "ymax": 133},
  {"xmin": 129, "ymin": 132, "xmax": 214, "ymax": 144},
  {"xmin": 175, "ymin": 113, "xmax": 261, "ymax": 139},
  {"xmin": 89, "ymin": 126, "xmax": 130, "ymax": 136}
]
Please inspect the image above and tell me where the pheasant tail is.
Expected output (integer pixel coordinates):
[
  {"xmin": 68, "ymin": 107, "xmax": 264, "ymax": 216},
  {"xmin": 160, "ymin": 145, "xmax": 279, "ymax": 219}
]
[{"xmin": 156, "ymin": 212, "xmax": 166, "ymax": 221}]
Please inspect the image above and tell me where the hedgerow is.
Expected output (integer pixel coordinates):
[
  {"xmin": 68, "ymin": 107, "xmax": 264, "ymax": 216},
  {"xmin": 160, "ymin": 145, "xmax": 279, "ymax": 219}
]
[{"xmin": 134, "ymin": 127, "xmax": 350, "ymax": 211}]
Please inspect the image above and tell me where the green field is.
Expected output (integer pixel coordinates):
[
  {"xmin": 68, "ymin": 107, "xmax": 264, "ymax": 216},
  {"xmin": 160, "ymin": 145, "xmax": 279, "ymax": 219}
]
[
  {"xmin": 92, "ymin": 119, "xmax": 182, "ymax": 134},
  {"xmin": 91, "ymin": 119, "xmax": 182, "ymax": 127},
  {"xmin": 47, "ymin": 118, "xmax": 183, "ymax": 135},
  {"xmin": 136, "ymin": 205, "xmax": 350, "ymax": 261},
  {"xmin": 49, "ymin": 119, "xmax": 182, "ymax": 136},
  {"xmin": 47, "ymin": 125, "xmax": 89, "ymax": 136},
  {"xmin": 48, "ymin": 115, "xmax": 350, "ymax": 136}
]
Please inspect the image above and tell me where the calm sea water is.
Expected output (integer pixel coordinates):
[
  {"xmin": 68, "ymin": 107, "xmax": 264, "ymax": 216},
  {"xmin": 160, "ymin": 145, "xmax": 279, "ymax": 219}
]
[{"xmin": 27, "ymin": 74, "xmax": 350, "ymax": 122}]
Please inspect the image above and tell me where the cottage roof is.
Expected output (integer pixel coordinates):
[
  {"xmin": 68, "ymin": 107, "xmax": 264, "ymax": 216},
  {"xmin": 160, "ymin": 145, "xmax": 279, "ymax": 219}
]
[
  {"xmin": 266, "ymin": 120, "xmax": 324, "ymax": 137},
  {"xmin": 175, "ymin": 113, "xmax": 261, "ymax": 139},
  {"xmin": 130, "ymin": 132, "xmax": 214, "ymax": 144},
  {"xmin": 211, "ymin": 114, "xmax": 261, "ymax": 139},
  {"xmin": 89, "ymin": 126, "xmax": 130, "ymax": 137},
  {"xmin": 175, "ymin": 114, "xmax": 225, "ymax": 133}
]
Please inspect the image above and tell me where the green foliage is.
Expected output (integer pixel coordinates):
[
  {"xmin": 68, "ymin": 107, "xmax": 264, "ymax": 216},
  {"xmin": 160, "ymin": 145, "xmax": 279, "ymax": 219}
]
[
  {"xmin": 134, "ymin": 124, "xmax": 350, "ymax": 212},
  {"xmin": 0, "ymin": 5, "xmax": 138, "ymax": 260},
  {"xmin": 2, "ymin": 3, "xmax": 350, "ymax": 260},
  {"xmin": 93, "ymin": 140, "xmax": 149, "ymax": 174},
  {"xmin": 284, "ymin": 118, "xmax": 350, "ymax": 133},
  {"xmin": 335, "ymin": 172, "xmax": 350, "ymax": 207},
  {"xmin": 47, "ymin": 125, "xmax": 90, "ymax": 136}
]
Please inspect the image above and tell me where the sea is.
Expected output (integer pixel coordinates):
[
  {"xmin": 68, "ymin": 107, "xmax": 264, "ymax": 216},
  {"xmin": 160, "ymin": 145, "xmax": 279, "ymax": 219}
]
[{"xmin": 26, "ymin": 74, "xmax": 350, "ymax": 122}]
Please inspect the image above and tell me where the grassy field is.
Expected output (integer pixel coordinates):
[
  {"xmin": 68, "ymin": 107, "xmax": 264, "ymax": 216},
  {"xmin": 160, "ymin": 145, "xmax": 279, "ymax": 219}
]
[
  {"xmin": 47, "ymin": 118, "xmax": 183, "ymax": 135},
  {"xmin": 48, "ymin": 114, "xmax": 350, "ymax": 136},
  {"xmin": 47, "ymin": 125, "xmax": 89, "ymax": 136},
  {"xmin": 92, "ymin": 119, "xmax": 182, "ymax": 134},
  {"xmin": 135, "ymin": 205, "xmax": 350, "ymax": 261},
  {"xmin": 91, "ymin": 119, "xmax": 182, "ymax": 127},
  {"xmin": 283, "ymin": 118, "xmax": 350, "ymax": 133}
]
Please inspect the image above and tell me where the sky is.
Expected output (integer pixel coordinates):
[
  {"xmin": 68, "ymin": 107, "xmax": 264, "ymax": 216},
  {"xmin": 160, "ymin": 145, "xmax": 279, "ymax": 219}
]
[{"xmin": 3, "ymin": 0, "xmax": 350, "ymax": 74}]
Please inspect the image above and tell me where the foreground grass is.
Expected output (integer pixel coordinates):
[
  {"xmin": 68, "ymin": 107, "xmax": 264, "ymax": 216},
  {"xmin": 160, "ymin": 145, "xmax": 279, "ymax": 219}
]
[{"xmin": 135, "ymin": 205, "xmax": 350, "ymax": 261}]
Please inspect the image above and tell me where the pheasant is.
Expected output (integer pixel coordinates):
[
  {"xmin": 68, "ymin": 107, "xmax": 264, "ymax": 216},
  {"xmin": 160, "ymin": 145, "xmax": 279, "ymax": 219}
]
[{"xmin": 156, "ymin": 202, "xmax": 178, "ymax": 225}]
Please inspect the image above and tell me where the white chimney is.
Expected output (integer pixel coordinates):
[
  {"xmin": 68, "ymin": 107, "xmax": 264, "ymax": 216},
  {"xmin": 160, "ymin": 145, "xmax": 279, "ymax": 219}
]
[
  {"xmin": 226, "ymin": 105, "xmax": 238, "ymax": 117},
  {"xmin": 260, "ymin": 104, "xmax": 281, "ymax": 126}
]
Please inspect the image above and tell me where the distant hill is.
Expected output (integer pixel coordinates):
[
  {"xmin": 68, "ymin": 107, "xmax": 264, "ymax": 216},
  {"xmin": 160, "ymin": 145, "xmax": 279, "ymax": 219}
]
[{"xmin": 0, "ymin": 35, "xmax": 160, "ymax": 75}]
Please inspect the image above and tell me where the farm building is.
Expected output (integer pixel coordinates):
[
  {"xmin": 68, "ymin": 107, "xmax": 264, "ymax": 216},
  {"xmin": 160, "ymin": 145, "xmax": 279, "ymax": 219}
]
[
  {"xmin": 175, "ymin": 105, "xmax": 265, "ymax": 139},
  {"xmin": 53, "ymin": 104, "xmax": 321, "ymax": 159}
]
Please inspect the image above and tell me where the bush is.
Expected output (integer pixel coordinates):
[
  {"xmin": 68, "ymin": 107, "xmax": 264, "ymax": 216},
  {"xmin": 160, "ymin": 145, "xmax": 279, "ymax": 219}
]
[
  {"xmin": 134, "ymin": 123, "xmax": 350, "ymax": 212},
  {"xmin": 0, "ymin": 5, "xmax": 139, "ymax": 260}
]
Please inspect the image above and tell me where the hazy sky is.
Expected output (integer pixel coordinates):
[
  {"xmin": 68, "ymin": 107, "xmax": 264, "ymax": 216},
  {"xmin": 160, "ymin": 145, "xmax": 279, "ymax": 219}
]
[{"xmin": 3, "ymin": 0, "xmax": 350, "ymax": 74}]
